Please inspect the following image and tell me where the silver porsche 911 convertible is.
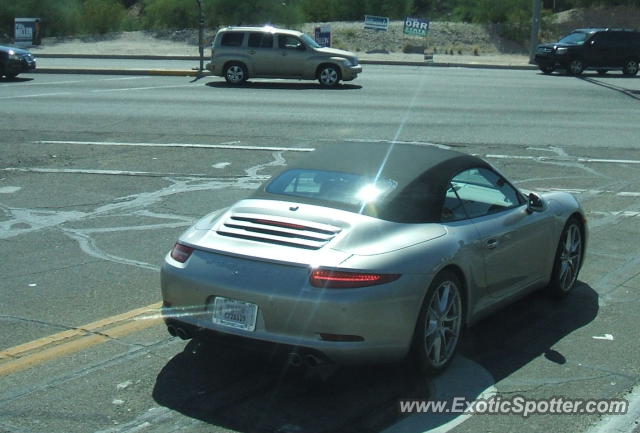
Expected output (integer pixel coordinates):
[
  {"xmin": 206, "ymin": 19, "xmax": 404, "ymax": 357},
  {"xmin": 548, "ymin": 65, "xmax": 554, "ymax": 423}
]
[{"xmin": 161, "ymin": 143, "xmax": 587, "ymax": 374}]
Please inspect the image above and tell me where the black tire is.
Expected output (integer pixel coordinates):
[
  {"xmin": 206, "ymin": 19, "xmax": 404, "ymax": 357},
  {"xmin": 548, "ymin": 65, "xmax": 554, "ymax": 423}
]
[
  {"xmin": 597, "ymin": 70, "xmax": 608, "ymax": 76},
  {"xmin": 567, "ymin": 59, "xmax": 585, "ymax": 75},
  {"xmin": 539, "ymin": 65, "xmax": 554, "ymax": 74},
  {"xmin": 622, "ymin": 59, "xmax": 639, "ymax": 76},
  {"xmin": 223, "ymin": 62, "xmax": 247, "ymax": 85},
  {"xmin": 317, "ymin": 64, "xmax": 341, "ymax": 87},
  {"xmin": 411, "ymin": 270, "xmax": 464, "ymax": 375},
  {"xmin": 548, "ymin": 217, "xmax": 584, "ymax": 298}
]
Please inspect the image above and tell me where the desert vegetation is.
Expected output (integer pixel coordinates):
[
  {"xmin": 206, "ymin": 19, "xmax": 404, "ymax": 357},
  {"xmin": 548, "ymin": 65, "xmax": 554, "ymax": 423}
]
[{"xmin": 1, "ymin": 0, "xmax": 639, "ymax": 44}]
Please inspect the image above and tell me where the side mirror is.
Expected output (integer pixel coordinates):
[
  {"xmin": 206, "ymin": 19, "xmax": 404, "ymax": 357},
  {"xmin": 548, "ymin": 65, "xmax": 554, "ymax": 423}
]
[{"xmin": 527, "ymin": 192, "xmax": 545, "ymax": 213}]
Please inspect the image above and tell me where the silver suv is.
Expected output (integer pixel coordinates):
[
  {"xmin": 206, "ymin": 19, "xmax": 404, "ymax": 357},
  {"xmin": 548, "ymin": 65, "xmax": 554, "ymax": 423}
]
[{"xmin": 209, "ymin": 26, "xmax": 362, "ymax": 87}]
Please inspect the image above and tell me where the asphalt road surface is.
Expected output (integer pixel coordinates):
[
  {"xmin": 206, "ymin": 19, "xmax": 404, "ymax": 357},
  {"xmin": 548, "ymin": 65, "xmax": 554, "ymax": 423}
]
[{"xmin": 1, "ymin": 66, "xmax": 639, "ymax": 433}]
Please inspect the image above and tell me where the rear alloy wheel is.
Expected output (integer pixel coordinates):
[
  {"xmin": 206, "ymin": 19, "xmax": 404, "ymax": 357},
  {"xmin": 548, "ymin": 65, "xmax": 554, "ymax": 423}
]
[
  {"xmin": 224, "ymin": 62, "xmax": 247, "ymax": 85},
  {"xmin": 318, "ymin": 65, "xmax": 340, "ymax": 87},
  {"xmin": 567, "ymin": 59, "xmax": 585, "ymax": 75},
  {"xmin": 622, "ymin": 59, "xmax": 639, "ymax": 76},
  {"xmin": 539, "ymin": 65, "xmax": 554, "ymax": 74},
  {"xmin": 412, "ymin": 271, "xmax": 463, "ymax": 375},
  {"xmin": 548, "ymin": 218, "xmax": 583, "ymax": 298}
]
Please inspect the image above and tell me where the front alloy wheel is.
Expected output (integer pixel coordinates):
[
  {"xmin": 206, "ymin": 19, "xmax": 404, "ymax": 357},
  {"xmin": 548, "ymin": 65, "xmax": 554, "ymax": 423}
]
[
  {"xmin": 549, "ymin": 218, "xmax": 583, "ymax": 298},
  {"xmin": 622, "ymin": 59, "xmax": 639, "ymax": 76},
  {"xmin": 318, "ymin": 65, "xmax": 340, "ymax": 87},
  {"xmin": 413, "ymin": 271, "xmax": 463, "ymax": 374},
  {"xmin": 224, "ymin": 63, "xmax": 247, "ymax": 85},
  {"xmin": 567, "ymin": 59, "xmax": 584, "ymax": 75}
]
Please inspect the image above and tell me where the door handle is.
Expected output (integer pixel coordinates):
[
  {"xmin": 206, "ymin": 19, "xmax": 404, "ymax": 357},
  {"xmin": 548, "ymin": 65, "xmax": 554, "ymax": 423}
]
[
  {"xmin": 249, "ymin": 50, "xmax": 256, "ymax": 55},
  {"xmin": 486, "ymin": 239, "xmax": 499, "ymax": 249},
  {"xmin": 281, "ymin": 52, "xmax": 288, "ymax": 56}
]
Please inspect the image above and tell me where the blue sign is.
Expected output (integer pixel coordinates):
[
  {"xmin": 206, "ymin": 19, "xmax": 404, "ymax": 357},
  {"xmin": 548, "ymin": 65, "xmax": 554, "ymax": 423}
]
[
  {"xmin": 314, "ymin": 25, "xmax": 331, "ymax": 48},
  {"xmin": 403, "ymin": 17, "xmax": 429, "ymax": 37},
  {"xmin": 15, "ymin": 18, "xmax": 41, "ymax": 46},
  {"xmin": 364, "ymin": 15, "xmax": 389, "ymax": 31}
]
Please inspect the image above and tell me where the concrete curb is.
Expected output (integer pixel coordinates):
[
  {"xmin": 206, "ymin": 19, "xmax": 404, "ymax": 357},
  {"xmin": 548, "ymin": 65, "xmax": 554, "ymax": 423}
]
[
  {"xmin": 34, "ymin": 67, "xmax": 207, "ymax": 77},
  {"xmin": 31, "ymin": 53, "xmax": 536, "ymax": 73},
  {"xmin": 36, "ymin": 53, "xmax": 200, "ymax": 61},
  {"xmin": 33, "ymin": 63, "xmax": 535, "ymax": 77},
  {"xmin": 359, "ymin": 60, "xmax": 536, "ymax": 70}
]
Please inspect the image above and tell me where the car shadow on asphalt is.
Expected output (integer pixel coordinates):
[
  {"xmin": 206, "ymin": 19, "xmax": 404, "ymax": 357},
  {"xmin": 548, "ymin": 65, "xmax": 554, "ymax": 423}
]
[
  {"xmin": 460, "ymin": 282, "xmax": 598, "ymax": 383},
  {"xmin": 152, "ymin": 282, "xmax": 598, "ymax": 433},
  {"xmin": 0, "ymin": 77, "xmax": 33, "ymax": 83},
  {"xmin": 578, "ymin": 77, "xmax": 640, "ymax": 100},
  {"xmin": 205, "ymin": 81, "xmax": 363, "ymax": 91}
]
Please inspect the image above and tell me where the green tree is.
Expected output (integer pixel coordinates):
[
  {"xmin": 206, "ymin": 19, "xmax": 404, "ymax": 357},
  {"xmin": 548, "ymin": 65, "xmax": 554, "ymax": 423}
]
[
  {"xmin": 82, "ymin": 0, "xmax": 126, "ymax": 34},
  {"xmin": 0, "ymin": 0, "xmax": 84, "ymax": 37},
  {"xmin": 143, "ymin": 0, "xmax": 198, "ymax": 29},
  {"xmin": 210, "ymin": 0, "xmax": 303, "ymax": 26}
]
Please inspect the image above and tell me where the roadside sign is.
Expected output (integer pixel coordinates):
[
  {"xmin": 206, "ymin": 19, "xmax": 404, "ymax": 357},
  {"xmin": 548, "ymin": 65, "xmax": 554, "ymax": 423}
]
[
  {"xmin": 14, "ymin": 18, "xmax": 42, "ymax": 46},
  {"xmin": 403, "ymin": 17, "xmax": 429, "ymax": 37},
  {"xmin": 364, "ymin": 15, "xmax": 389, "ymax": 31},
  {"xmin": 314, "ymin": 25, "xmax": 331, "ymax": 48}
]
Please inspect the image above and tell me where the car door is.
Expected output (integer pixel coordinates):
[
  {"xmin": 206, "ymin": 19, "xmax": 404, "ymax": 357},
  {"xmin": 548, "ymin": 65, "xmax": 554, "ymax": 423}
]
[
  {"xmin": 585, "ymin": 32, "xmax": 615, "ymax": 67},
  {"xmin": 450, "ymin": 168, "xmax": 553, "ymax": 300},
  {"xmin": 246, "ymin": 32, "xmax": 275, "ymax": 76},
  {"xmin": 273, "ymin": 34, "xmax": 308, "ymax": 77}
]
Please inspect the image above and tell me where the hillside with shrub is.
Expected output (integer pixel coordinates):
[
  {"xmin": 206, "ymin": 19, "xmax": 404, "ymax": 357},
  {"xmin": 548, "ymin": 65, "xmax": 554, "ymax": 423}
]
[{"xmin": 1, "ymin": 0, "xmax": 639, "ymax": 47}]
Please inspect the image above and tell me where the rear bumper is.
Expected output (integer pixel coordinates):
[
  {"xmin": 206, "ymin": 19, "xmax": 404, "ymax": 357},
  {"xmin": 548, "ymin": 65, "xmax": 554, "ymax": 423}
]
[{"xmin": 160, "ymin": 249, "xmax": 428, "ymax": 364}]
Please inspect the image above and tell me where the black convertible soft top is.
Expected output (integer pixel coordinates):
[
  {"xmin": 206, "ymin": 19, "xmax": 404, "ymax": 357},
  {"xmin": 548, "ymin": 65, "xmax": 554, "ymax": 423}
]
[{"xmin": 254, "ymin": 142, "xmax": 493, "ymax": 223}]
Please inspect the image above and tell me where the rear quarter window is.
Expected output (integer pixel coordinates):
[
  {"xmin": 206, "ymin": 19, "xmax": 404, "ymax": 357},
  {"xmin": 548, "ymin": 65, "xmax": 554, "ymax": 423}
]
[{"xmin": 220, "ymin": 32, "xmax": 244, "ymax": 47}]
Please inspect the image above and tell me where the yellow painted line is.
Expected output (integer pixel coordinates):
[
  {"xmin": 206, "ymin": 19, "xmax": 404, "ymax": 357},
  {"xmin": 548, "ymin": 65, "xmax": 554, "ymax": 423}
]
[{"xmin": 0, "ymin": 302, "xmax": 163, "ymax": 377}]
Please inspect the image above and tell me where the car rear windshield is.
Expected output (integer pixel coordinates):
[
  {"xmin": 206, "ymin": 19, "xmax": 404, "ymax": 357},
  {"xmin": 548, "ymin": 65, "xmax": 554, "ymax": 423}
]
[
  {"xmin": 266, "ymin": 169, "xmax": 398, "ymax": 208},
  {"xmin": 558, "ymin": 31, "xmax": 590, "ymax": 45}
]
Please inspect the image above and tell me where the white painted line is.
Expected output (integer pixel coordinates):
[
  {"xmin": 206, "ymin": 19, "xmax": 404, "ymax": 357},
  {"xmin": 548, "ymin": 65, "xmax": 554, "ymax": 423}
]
[
  {"xmin": 35, "ymin": 140, "xmax": 315, "ymax": 152},
  {"xmin": 577, "ymin": 157, "xmax": 640, "ymax": 165},
  {"xmin": 588, "ymin": 211, "xmax": 640, "ymax": 217},
  {"xmin": 91, "ymin": 84, "xmax": 199, "ymax": 93},
  {"xmin": 535, "ymin": 187, "xmax": 640, "ymax": 197},
  {"xmin": 3, "ymin": 167, "xmax": 204, "ymax": 177},
  {"xmin": 485, "ymin": 154, "xmax": 640, "ymax": 165},
  {"xmin": 1, "ymin": 167, "xmax": 271, "ymax": 180},
  {"xmin": 0, "ymin": 186, "xmax": 21, "ymax": 194},
  {"xmin": 0, "ymin": 76, "xmax": 148, "ymax": 87},
  {"xmin": 0, "ymin": 92, "xmax": 71, "ymax": 100},
  {"xmin": 343, "ymin": 138, "xmax": 451, "ymax": 149},
  {"xmin": 212, "ymin": 162, "xmax": 231, "ymax": 169}
]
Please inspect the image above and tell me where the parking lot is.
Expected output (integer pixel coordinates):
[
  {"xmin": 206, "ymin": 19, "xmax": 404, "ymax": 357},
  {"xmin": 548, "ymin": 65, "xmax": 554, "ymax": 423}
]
[{"xmin": 1, "ymin": 66, "xmax": 639, "ymax": 433}]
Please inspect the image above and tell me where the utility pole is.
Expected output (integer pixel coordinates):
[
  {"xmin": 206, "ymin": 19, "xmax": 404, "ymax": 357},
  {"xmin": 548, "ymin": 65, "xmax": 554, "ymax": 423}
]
[
  {"xmin": 529, "ymin": 0, "xmax": 542, "ymax": 64},
  {"xmin": 196, "ymin": 0, "xmax": 204, "ymax": 76}
]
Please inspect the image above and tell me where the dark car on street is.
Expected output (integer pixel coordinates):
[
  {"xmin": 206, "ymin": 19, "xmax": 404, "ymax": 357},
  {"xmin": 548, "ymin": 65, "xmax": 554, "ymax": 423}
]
[
  {"xmin": 535, "ymin": 28, "xmax": 640, "ymax": 76},
  {"xmin": 0, "ymin": 45, "xmax": 36, "ymax": 79}
]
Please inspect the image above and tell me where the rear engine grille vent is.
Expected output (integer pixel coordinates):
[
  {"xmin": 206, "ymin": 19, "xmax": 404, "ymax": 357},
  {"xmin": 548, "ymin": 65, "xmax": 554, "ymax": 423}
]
[{"xmin": 216, "ymin": 213, "xmax": 342, "ymax": 250}]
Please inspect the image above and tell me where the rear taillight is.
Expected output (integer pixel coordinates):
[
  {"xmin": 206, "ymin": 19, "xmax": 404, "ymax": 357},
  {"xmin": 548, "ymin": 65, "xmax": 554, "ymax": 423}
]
[
  {"xmin": 170, "ymin": 243, "xmax": 194, "ymax": 263},
  {"xmin": 310, "ymin": 269, "xmax": 400, "ymax": 289}
]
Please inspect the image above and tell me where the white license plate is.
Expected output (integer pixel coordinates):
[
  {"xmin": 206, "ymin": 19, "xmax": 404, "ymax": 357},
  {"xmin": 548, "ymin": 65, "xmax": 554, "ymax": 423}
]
[{"xmin": 212, "ymin": 297, "xmax": 258, "ymax": 332}]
